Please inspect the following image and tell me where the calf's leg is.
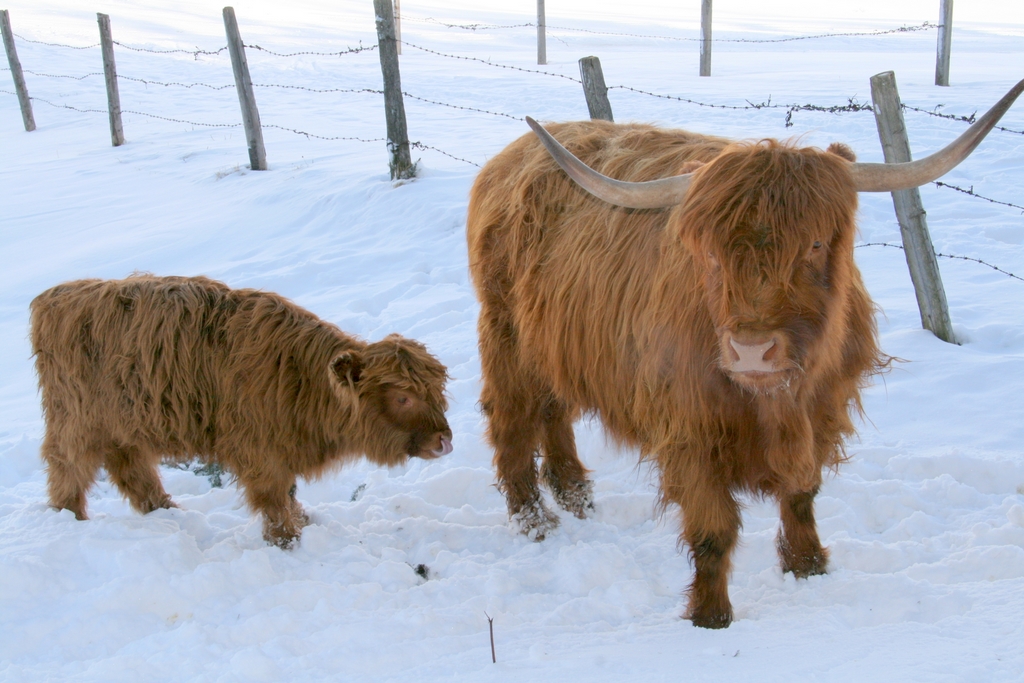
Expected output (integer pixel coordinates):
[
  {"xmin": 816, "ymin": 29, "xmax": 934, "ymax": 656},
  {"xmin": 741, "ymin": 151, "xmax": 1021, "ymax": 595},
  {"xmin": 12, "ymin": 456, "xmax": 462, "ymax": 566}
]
[
  {"xmin": 104, "ymin": 444, "xmax": 176, "ymax": 514},
  {"xmin": 777, "ymin": 488, "xmax": 828, "ymax": 577},
  {"xmin": 42, "ymin": 434, "xmax": 98, "ymax": 520},
  {"xmin": 242, "ymin": 471, "xmax": 304, "ymax": 549}
]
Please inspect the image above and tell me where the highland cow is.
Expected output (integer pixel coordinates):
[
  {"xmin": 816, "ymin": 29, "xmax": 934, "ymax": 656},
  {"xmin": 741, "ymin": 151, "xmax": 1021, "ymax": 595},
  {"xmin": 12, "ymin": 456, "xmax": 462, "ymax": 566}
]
[
  {"xmin": 31, "ymin": 275, "xmax": 452, "ymax": 548},
  {"xmin": 467, "ymin": 80, "xmax": 1024, "ymax": 627}
]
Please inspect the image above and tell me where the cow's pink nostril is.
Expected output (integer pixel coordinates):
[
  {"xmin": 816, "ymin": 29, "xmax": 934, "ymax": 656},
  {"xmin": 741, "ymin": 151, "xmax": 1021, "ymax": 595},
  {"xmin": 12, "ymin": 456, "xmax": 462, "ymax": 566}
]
[{"xmin": 728, "ymin": 337, "xmax": 777, "ymax": 373}]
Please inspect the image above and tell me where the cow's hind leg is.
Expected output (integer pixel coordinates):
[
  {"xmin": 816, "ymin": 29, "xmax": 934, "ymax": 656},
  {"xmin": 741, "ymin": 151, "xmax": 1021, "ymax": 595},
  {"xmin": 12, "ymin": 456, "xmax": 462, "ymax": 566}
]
[
  {"xmin": 477, "ymin": 302, "xmax": 558, "ymax": 540},
  {"xmin": 539, "ymin": 399, "xmax": 592, "ymax": 519},
  {"xmin": 104, "ymin": 444, "xmax": 176, "ymax": 514},
  {"xmin": 484, "ymin": 389, "xmax": 558, "ymax": 540},
  {"xmin": 777, "ymin": 488, "xmax": 828, "ymax": 577},
  {"xmin": 42, "ymin": 434, "xmax": 98, "ymax": 520}
]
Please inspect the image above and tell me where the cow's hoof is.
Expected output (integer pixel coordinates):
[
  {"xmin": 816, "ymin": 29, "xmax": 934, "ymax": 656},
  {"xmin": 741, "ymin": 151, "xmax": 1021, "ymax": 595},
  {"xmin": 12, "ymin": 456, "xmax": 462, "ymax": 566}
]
[
  {"xmin": 511, "ymin": 500, "xmax": 559, "ymax": 541},
  {"xmin": 551, "ymin": 479, "xmax": 594, "ymax": 519},
  {"xmin": 686, "ymin": 601, "xmax": 734, "ymax": 629},
  {"xmin": 778, "ymin": 533, "xmax": 829, "ymax": 578},
  {"xmin": 688, "ymin": 610, "xmax": 733, "ymax": 629}
]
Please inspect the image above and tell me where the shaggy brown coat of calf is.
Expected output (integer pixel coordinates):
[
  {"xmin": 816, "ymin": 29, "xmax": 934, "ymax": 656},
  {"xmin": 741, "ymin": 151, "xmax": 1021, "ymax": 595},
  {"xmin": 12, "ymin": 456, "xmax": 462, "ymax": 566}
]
[
  {"xmin": 31, "ymin": 275, "xmax": 452, "ymax": 547},
  {"xmin": 468, "ymin": 121, "xmax": 890, "ymax": 628}
]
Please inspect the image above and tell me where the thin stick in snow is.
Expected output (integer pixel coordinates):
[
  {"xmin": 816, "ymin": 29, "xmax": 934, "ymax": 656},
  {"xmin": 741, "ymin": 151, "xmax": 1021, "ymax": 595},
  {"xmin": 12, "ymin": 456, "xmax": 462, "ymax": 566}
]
[{"xmin": 485, "ymin": 612, "xmax": 496, "ymax": 663}]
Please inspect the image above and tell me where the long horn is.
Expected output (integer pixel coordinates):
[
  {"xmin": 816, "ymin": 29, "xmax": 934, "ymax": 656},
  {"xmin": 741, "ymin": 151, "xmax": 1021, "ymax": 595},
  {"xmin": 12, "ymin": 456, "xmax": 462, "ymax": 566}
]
[
  {"xmin": 525, "ymin": 116, "xmax": 692, "ymax": 209},
  {"xmin": 851, "ymin": 78, "xmax": 1024, "ymax": 192}
]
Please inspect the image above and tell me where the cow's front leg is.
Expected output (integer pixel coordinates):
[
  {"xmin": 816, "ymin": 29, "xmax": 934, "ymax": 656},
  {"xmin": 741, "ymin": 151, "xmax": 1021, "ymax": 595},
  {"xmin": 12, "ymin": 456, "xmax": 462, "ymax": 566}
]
[
  {"xmin": 663, "ymin": 453, "xmax": 741, "ymax": 629},
  {"xmin": 777, "ymin": 488, "xmax": 828, "ymax": 577}
]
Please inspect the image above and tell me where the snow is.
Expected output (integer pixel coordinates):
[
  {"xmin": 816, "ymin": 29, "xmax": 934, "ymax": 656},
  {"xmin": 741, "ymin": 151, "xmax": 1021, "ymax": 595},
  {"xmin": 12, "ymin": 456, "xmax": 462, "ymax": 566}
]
[{"xmin": 2, "ymin": 0, "xmax": 1023, "ymax": 680}]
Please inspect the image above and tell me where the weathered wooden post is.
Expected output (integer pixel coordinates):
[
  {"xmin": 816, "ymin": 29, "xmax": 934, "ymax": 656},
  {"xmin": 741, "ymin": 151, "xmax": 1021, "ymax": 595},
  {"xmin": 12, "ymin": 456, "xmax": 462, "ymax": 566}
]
[
  {"xmin": 870, "ymin": 70, "xmax": 956, "ymax": 343},
  {"xmin": 700, "ymin": 0, "xmax": 712, "ymax": 77},
  {"xmin": 223, "ymin": 6, "xmax": 267, "ymax": 171},
  {"xmin": 0, "ymin": 9, "xmax": 35, "ymax": 131},
  {"xmin": 935, "ymin": 0, "xmax": 953, "ymax": 86},
  {"xmin": 579, "ymin": 56, "xmax": 613, "ymax": 122},
  {"xmin": 537, "ymin": 0, "xmax": 547, "ymax": 65},
  {"xmin": 394, "ymin": 0, "xmax": 401, "ymax": 56},
  {"xmin": 97, "ymin": 13, "xmax": 125, "ymax": 146},
  {"xmin": 373, "ymin": 0, "xmax": 414, "ymax": 180}
]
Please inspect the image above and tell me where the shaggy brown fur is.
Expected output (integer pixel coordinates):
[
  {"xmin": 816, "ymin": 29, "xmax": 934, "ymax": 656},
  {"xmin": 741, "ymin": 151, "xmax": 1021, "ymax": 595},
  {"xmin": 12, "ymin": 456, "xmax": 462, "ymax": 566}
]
[
  {"xmin": 467, "ymin": 120, "xmax": 888, "ymax": 628},
  {"xmin": 31, "ymin": 275, "xmax": 452, "ymax": 548}
]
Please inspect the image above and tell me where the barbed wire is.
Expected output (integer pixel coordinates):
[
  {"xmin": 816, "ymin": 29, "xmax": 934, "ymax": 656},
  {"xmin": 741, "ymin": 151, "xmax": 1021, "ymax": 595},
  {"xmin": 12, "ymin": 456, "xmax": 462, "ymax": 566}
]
[
  {"xmin": 113, "ymin": 41, "xmax": 227, "ymax": 58},
  {"xmin": 403, "ymin": 16, "xmax": 533, "ymax": 31},
  {"xmin": 20, "ymin": 68, "xmax": 103, "ymax": 81},
  {"xmin": 608, "ymin": 83, "xmax": 772, "ymax": 110},
  {"xmin": 13, "ymin": 33, "xmax": 98, "ymax": 49},
  {"xmin": 406, "ymin": 15, "xmax": 936, "ymax": 43},
  {"xmin": 857, "ymin": 242, "xmax": 1024, "ymax": 282},
  {"xmin": 244, "ymin": 43, "xmax": 376, "ymax": 58},
  {"xmin": 607, "ymin": 84, "xmax": 872, "ymax": 126},
  {"xmin": 933, "ymin": 181, "xmax": 1024, "ymax": 213},
  {"xmin": 401, "ymin": 41, "xmax": 581, "ymax": 83},
  {"xmin": 783, "ymin": 99, "xmax": 874, "ymax": 126},
  {"xmin": 903, "ymin": 103, "xmax": 1024, "ymax": 136},
  {"xmin": 5, "ymin": 93, "xmax": 107, "ymax": 115},
  {"xmin": 552, "ymin": 20, "xmax": 938, "ymax": 43},
  {"xmin": 120, "ymin": 75, "xmax": 233, "ymax": 90}
]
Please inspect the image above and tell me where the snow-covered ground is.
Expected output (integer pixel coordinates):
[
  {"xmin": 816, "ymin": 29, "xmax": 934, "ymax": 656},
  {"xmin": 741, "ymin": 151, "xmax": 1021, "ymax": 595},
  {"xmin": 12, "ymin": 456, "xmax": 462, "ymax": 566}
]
[{"xmin": 2, "ymin": 0, "xmax": 1023, "ymax": 680}]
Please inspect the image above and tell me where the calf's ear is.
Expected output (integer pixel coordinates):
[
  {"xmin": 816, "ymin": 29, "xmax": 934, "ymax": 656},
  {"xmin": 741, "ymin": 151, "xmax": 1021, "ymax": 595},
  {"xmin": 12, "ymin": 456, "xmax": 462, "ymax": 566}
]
[{"xmin": 330, "ymin": 351, "xmax": 364, "ymax": 389}]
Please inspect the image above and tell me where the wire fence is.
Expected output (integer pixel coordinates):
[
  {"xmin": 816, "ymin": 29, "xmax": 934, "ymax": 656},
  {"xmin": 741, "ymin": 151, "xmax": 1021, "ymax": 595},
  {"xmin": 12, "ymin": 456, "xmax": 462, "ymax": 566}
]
[
  {"xmin": 857, "ymin": 243, "xmax": 1024, "ymax": 283},
  {"xmin": 3, "ymin": 13, "xmax": 1022, "ymax": 284},
  {"xmin": 406, "ymin": 15, "xmax": 938, "ymax": 44}
]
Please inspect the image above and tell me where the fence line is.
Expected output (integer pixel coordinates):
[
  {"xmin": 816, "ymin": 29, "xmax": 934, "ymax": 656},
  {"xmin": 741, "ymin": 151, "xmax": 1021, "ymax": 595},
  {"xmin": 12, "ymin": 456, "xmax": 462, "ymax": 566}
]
[
  {"xmin": 857, "ymin": 243, "xmax": 1024, "ymax": 283},
  {"xmin": 904, "ymin": 103, "xmax": 1024, "ymax": 136},
  {"xmin": 5, "ymin": 19, "xmax": 1023, "ymax": 203},
  {"xmin": 933, "ymin": 182, "xmax": 1024, "ymax": 214},
  {"xmin": 401, "ymin": 40, "xmax": 581, "ymax": 83},
  {"xmin": 406, "ymin": 15, "xmax": 937, "ymax": 44}
]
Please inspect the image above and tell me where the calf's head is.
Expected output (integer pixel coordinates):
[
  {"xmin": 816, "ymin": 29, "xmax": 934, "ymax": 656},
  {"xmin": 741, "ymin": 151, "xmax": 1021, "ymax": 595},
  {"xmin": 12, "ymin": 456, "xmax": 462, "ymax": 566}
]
[{"xmin": 331, "ymin": 334, "xmax": 452, "ymax": 466}]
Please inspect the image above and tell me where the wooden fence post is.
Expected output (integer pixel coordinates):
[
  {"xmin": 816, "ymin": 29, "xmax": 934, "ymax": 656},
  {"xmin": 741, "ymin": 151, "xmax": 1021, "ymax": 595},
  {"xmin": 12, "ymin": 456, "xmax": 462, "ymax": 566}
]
[
  {"xmin": 373, "ymin": 0, "xmax": 414, "ymax": 180},
  {"xmin": 537, "ymin": 0, "xmax": 546, "ymax": 65},
  {"xmin": 935, "ymin": 0, "xmax": 953, "ymax": 86},
  {"xmin": 0, "ymin": 10, "xmax": 35, "ymax": 131},
  {"xmin": 700, "ymin": 0, "xmax": 712, "ymax": 77},
  {"xmin": 394, "ymin": 0, "xmax": 401, "ymax": 56},
  {"xmin": 97, "ymin": 14, "xmax": 124, "ymax": 147},
  {"xmin": 870, "ymin": 70, "xmax": 956, "ymax": 344},
  {"xmin": 579, "ymin": 56, "xmax": 613, "ymax": 122},
  {"xmin": 223, "ymin": 6, "xmax": 267, "ymax": 171}
]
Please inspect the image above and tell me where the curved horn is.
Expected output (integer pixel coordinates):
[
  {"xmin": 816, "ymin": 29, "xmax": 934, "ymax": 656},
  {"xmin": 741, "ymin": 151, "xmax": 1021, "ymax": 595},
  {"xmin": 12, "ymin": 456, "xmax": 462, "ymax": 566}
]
[
  {"xmin": 525, "ymin": 116, "xmax": 692, "ymax": 209},
  {"xmin": 851, "ymin": 78, "xmax": 1024, "ymax": 192}
]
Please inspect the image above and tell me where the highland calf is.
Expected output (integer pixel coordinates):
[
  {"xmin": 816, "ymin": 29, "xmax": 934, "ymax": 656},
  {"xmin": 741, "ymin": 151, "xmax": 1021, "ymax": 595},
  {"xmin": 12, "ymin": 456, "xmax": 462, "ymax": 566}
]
[
  {"xmin": 467, "ymin": 80, "xmax": 1024, "ymax": 627},
  {"xmin": 31, "ymin": 275, "xmax": 452, "ymax": 548}
]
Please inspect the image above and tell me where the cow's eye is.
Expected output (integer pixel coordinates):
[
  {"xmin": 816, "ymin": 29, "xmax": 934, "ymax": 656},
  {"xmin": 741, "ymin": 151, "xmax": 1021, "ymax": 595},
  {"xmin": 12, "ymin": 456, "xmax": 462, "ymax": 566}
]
[
  {"xmin": 812, "ymin": 241, "xmax": 823, "ymax": 250},
  {"xmin": 397, "ymin": 396, "xmax": 411, "ymax": 406}
]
